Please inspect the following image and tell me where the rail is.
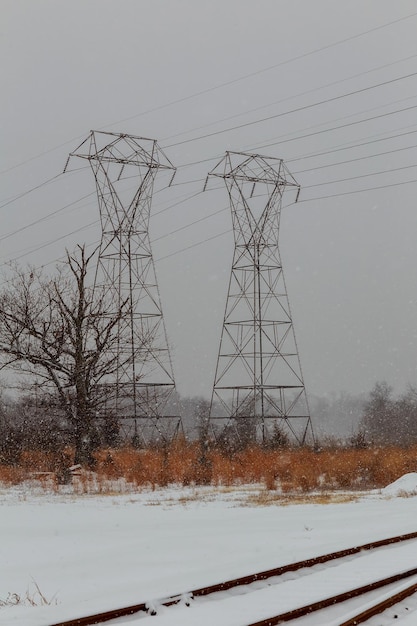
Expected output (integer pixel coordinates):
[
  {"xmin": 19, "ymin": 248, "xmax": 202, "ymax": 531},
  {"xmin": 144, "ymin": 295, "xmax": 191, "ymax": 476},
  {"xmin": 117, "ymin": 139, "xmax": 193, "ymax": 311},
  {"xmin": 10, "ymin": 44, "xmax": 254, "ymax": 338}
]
[{"xmin": 49, "ymin": 530, "xmax": 417, "ymax": 626}]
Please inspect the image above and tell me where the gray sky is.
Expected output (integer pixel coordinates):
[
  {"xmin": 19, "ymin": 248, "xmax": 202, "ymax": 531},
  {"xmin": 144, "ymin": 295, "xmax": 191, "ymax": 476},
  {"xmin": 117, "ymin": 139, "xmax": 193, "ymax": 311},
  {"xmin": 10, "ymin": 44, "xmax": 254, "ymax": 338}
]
[{"xmin": 2, "ymin": 0, "xmax": 417, "ymax": 401}]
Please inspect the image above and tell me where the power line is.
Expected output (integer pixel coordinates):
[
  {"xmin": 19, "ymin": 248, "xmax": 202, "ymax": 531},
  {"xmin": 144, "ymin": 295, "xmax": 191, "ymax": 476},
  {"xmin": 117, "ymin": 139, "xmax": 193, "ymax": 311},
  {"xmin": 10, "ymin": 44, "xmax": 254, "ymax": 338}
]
[
  {"xmin": 299, "ymin": 178, "xmax": 417, "ymax": 203},
  {"xmin": 5, "ymin": 220, "xmax": 99, "ymax": 265},
  {"xmin": 287, "ymin": 127, "xmax": 417, "ymax": 164},
  {"xmin": 0, "ymin": 186, "xmax": 204, "ymax": 277},
  {"xmin": 0, "ymin": 136, "xmax": 87, "ymax": 177},
  {"xmin": 0, "ymin": 174, "xmax": 62, "ymax": 210},
  {"xmin": 102, "ymin": 10, "xmax": 417, "ymax": 132},
  {"xmin": 176, "ymin": 116, "xmax": 417, "ymax": 180},
  {"xmin": 155, "ymin": 178, "xmax": 417, "ymax": 262},
  {"xmin": 157, "ymin": 177, "xmax": 417, "ymax": 262},
  {"xmin": 152, "ymin": 190, "xmax": 203, "ymax": 219},
  {"xmin": 8, "ymin": 201, "xmax": 229, "ymax": 261},
  {"xmin": 0, "ymin": 191, "xmax": 97, "ymax": 244},
  {"xmin": 0, "ymin": 171, "xmax": 201, "ymax": 246},
  {"xmin": 4, "ymin": 114, "xmax": 417, "ymax": 254},
  {"xmin": 10, "ymin": 91, "xmax": 410, "ymax": 212},
  {"xmin": 162, "ymin": 52, "xmax": 417, "ymax": 143},
  {"xmin": 294, "ymin": 144, "xmax": 417, "ymax": 175},
  {"xmin": 3, "ymin": 62, "xmax": 416, "ymax": 212},
  {"xmin": 3, "ymin": 105, "xmax": 417, "ymax": 264},
  {"xmin": 0, "ymin": 164, "xmax": 91, "ymax": 207},
  {"xmin": 157, "ymin": 229, "xmax": 233, "ymax": 263},
  {"xmin": 302, "ymin": 163, "xmax": 417, "ymax": 190},
  {"xmin": 202, "ymin": 164, "xmax": 417, "ymax": 198},
  {"xmin": 3, "ymin": 138, "xmax": 415, "ymax": 253},
  {"xmin": 2, "ymin": 174, "xmax": 417, "ymax": 277},
  {"xmin": 248, "ymin": 93, "xmax": 417, "ymax": 154},
  {"xmin": 3, "ymin": 11, "xmax": 416, "ymax": 178},
  {"xmin": 254, "ymin": 103, "xmax": 417, "ymax": 151},
  {"xmin": 153, "ymin": 206, "xmax": 229, "ymax": 244},
  {"xmin": 5, "ymin": 111, "xmax": 413, "ymax": 225},
  {"xmin": 176, "ymin": 117, "xmax": 417, "ymax": 172},
  {"xmin": 163, "ymin": 71, "xmax": 417, "ymax": 148}
]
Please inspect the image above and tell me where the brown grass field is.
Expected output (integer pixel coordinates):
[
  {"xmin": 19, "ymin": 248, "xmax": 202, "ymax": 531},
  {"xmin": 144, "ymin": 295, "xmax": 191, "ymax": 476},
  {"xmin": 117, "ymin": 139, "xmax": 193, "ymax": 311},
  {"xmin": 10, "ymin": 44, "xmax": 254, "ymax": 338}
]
[{"xmin": 1, "ymin": 441, "xmax": 417, "ymax": 493}]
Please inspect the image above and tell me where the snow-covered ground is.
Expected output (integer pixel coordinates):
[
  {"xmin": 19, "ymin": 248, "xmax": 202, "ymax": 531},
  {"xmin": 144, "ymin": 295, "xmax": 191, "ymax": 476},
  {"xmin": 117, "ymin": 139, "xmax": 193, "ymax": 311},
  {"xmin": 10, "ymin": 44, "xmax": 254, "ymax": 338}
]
[{"xmin": 1, "ymin": 475, "xmax": 417, "ymax": 626}]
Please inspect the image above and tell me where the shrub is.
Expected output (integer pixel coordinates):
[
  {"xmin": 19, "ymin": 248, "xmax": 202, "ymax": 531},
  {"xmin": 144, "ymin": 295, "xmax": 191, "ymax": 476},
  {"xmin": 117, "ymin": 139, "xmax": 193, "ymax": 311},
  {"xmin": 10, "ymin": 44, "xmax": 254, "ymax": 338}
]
[{"xmin": 2, "ymin": 442, "xmax": 417, "ymax": 493}]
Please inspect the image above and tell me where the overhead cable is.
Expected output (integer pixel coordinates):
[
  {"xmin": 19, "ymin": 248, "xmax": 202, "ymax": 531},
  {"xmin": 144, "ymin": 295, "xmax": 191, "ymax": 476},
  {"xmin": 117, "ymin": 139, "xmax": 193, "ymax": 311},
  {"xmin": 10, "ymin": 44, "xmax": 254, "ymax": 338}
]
[
  {"xmin": 163, "ymin": 71, "xmax": 417, "ymax": 148},
  {"xmin": 162, "ymin": 52, "xmax": 417, "ymax": 143},
  {"xmin": 102, "ymin": 10, "xmax": 417, "ymax": 132}
]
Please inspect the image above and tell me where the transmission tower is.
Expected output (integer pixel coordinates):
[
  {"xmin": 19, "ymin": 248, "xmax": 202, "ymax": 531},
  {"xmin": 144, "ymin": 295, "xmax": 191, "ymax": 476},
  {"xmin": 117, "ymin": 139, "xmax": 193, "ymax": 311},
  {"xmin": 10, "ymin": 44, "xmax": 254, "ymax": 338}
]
[
  {"xmin": 204, "ymin": 151, "xmax": 314, "ymax": 446},
  {"xmin": 66, "ymin": 130, "xmax": 181, "ymax": 444}
]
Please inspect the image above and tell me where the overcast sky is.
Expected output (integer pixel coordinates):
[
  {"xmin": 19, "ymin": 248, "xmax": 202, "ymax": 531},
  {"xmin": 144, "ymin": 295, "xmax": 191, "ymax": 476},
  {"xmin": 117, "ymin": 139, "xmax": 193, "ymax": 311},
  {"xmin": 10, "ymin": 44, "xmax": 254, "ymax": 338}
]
[{"xmin": 2, "ymin": 0, "xmax": 417, "ymax": 404}]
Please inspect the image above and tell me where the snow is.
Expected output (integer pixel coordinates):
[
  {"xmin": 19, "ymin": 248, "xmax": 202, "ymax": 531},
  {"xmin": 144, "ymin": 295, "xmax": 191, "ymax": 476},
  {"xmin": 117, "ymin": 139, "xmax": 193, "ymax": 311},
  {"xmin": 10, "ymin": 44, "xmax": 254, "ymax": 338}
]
[
  {"xmin": 1, "ymin": 481, "xmax": 417, "ymax": 625},
  {"xmin": 382, "ymin": 472, "xmax": 417, "ymax": 496}
]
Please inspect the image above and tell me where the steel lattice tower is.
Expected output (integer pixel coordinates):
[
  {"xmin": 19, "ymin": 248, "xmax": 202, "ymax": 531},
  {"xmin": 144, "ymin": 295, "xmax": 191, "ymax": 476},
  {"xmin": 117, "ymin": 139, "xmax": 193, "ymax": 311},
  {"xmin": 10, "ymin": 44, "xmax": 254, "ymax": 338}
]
[
  {"xmin": 66, "ymin": 130, "xmax": 181, "ymax": 444},
  {"xmin": 204, "ymin": 151, "xmax": 314, "ymax": 445}
]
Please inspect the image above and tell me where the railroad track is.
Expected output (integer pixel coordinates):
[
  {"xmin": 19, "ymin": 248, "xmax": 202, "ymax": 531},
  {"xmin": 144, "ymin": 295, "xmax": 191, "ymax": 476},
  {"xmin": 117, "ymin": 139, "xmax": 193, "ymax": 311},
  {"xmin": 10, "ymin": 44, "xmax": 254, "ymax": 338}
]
[
  {"xmin": 49, "ymin": 530, "xmax": 417, "ymax": 626},
  {"xmin": 247, "ymin": 572, "xmax": 417, "ymax": 625}
]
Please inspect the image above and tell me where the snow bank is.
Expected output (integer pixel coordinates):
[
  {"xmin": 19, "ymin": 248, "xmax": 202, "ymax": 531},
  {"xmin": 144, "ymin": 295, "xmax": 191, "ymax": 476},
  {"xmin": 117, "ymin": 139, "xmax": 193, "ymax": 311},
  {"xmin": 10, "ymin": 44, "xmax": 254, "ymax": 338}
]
[{"xmin": 382, "ymin": 472, "xmax": 417, "ymax": 496}]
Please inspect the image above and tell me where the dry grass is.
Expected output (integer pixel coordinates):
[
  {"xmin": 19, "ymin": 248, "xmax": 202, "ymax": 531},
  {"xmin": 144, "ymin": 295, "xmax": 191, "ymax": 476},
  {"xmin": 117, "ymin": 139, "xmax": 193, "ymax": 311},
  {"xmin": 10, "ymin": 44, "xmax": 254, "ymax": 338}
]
[
  {"xmin": 1, "ymin": 442, "xmax": 417, "ymax": 494},
  {"xmin": 241, "ymin": 491, "xmax": 360, "ymax": 507},
  {"xmin": 0, "ymin": 581, "xmax": 57, "ymax": 607},
  {"xmin": 0, "ymin": 464, "xmax": 27, "ymax": 485}
]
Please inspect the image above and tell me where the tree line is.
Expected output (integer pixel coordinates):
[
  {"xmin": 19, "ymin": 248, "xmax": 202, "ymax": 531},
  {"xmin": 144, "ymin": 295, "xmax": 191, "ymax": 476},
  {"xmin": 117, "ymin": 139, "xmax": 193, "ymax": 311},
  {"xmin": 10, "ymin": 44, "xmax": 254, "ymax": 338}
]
[
  {"xmin": 1, "ymin": 247, "xmax": 417, "ymax": 467},
  {"xmin": 360, "ymin": 381, "xmax": 417, "ymax": 446}
]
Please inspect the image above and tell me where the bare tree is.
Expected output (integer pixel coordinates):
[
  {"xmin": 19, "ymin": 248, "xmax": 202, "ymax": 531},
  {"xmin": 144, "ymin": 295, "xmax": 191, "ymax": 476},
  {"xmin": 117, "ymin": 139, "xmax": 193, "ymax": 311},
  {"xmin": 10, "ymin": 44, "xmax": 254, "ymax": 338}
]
[
  {"xmin": 0, "ymin": 245, "xmax": 129, "ymax": 465},
  {"xmin": 361, "ymin": 382, "xmax": 417, "ymax": 446},
  {"xmin": 360, "ymin": 381, "xmax": 401, "ymax": 446}
]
